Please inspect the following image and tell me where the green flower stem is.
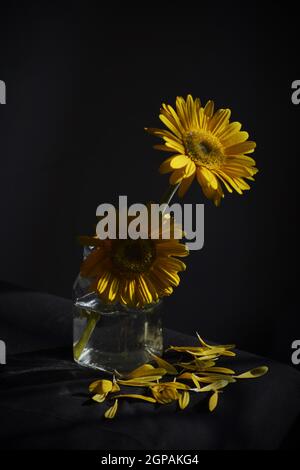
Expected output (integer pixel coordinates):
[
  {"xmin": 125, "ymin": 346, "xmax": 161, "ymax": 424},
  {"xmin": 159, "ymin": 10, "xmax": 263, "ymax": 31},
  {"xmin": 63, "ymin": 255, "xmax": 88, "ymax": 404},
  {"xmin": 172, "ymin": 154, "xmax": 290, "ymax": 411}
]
[
  {"xmin": 74, "ymin": 311, "xmax": 100, "ymax": 361},
  {"xmin": 160, "ymin": 183, "xmax": 180, "ymax": 206}
]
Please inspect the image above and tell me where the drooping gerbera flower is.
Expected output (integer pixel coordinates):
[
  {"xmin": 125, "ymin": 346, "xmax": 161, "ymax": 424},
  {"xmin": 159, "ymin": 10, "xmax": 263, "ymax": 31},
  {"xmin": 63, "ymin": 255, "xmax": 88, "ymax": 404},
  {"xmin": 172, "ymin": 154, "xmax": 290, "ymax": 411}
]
[
  {"xmin": 80, "ymin": 216, "xmax": 188, "ymax": 308},
  {"xmin": 146, "ymin": 95, "xmax": 258, "ymax": 206}
]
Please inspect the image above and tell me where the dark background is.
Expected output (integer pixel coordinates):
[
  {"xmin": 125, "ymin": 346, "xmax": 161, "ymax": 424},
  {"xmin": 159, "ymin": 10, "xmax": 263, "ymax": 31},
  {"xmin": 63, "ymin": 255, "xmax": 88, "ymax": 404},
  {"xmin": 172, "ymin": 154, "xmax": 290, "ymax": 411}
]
[{"xmin": 0, "ymin": 1, "xmax": 299, "ymax": 364}]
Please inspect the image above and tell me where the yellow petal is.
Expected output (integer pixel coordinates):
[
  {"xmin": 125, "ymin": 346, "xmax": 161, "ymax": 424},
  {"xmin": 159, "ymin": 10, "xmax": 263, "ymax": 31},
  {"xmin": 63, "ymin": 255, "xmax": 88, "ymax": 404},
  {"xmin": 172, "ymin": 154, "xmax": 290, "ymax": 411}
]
[
  {"xmin": 191, "ymin": 374, "xmax": 201, "ymax": 389},
  {"xmin": 165, "ymin": 381, "xmax": 190, "ymax": 390},
  {"xmin": 217, "ymin": 170, "xmax": 243, "ymax": 194},
  {"xmin": 164, "ymin": 140, "xmax": 185, "ymax": 154},
  {"xmin": 126, "ymin": 364, "xmax": 156, "ymax": 378},
  {"xmin": 186, "ymin": 94, "xmax": 195, "ymax": 126},
  {"xmin": 179, "ymin": 391, "xmax": 190, "ymax": 410},
  {"xmin": 169, "ymin": 168, "xmax": 185, "ymax": 185},
  {"xmin": 227, "ymin": 155, "xmax": 256, "ymax": 166},
  {"xmin": 108, "ymin": 277, "xmax": 119, "ymax": 302},
  {"xmin": 217, "ymin": 121, "xmax": 242, "ymax": 140},
  {"xmin": 113, "ymin": 394, "xmax": 156, "ymax": 403},
  {"xmin": 235, "ymin": 178, "xmax": 251, "ymax": 190},
  {"xmin": 204, "ymin": 100, "xmax": 215, "ymax": 118},
  {"xmin": 149, "ymin": 352, "xmax": 178, "ymax": 375},
  {"xmin": 165, "ymin": 104, "xmax": 186, "ymax": 133},
  {"xmin": 159, "ymin": 256, "xmax": 186, "ymax": 272},
  {"xmin": 221, "ymin": 131, "xmax": 249, "ymax": 147},
  {"xmin": 221, "ymin": 350, "xmax": 236, "ymax": 357},
  {"xmin": 178, "ymin": 372, "xmax": 201, "ymax": 389},
  {"xmin": 178, "ymin": 172, "xmax": 195, "ymax": 198},
  {"xmin": 199, "ymin": 166, "xmax": 218, "ymax": 190},
  {"xmin": 145, "ymin": 127, "xmax": 178, "ymax": 139},
  {"xmin": 117, "ymin": 379, "xmax": 159, "ymax": 387},
  {"xmin": 89, "ymin": 380, "xmax": 101, "ymax": 393},
  {"xmin": 205, "ymin": 367, "xmax": 235, "ymax": 375},
  {"xmin": 137, "ymin": 276, "xmax": 153, "ymax": 305},
  {"xmin": 92, "ymin": 393, "xmax": 106, "ymax": 403},
  {"xmin": 159, "ymin": 114, "xmax": 182, "ymax": 139},
  {"xmin": 176, "ymin": 96, "xmax": 190, "ymax": 129},
  {"xmin": 162, "ymin": 388, "xmax": 179, "ymax": 401},
  {"xmin": 159, "ymin": 157, "xmax": 175, "ymax": 174},
  {"xmin": 212, "ymin": 171, "xmax": 233, "ymax": 193},
  {"xmin": 111, "ymin": 383, "xmax": 120, "ymax": 392},
  {"xmin": 154, "ymin": 144, "xmax": 176, "ymax": 152},
  {"xmin": 161, "ymin": 105, "xmax": 183, "ymax": 134},
  {"xmin": 235, "ymin": 366, "xmax": 268, "ymax": 379},
  {"xmin": 224, "ymin": 141, "xmax": 256, "ymax": 155},
  {"xmin": 104, "ymin": 399, "xmax": 118, "ymax": 419},
  {"xmin": 177, "ymin": 372, "xmax": 193, "ymax": 380},
  {"xmin": 184, "ymin": 160, "xmax": 196, "ymax": 178},
  {"xmin": 209, "ymin": 391, "xmax": 219, "ymax": 412},
  {"xmin": 199, "ymin": 373, "xmax": 236, "ymax": 383},
  {"xmin": 89, "ymin": 379, "xmax": 113, "ymax": 394},
  {"xmin": 199, "ymin": 380, "xmax": 229, "ymax": 392},
  {"xmin": 155, "ymin": 241, "xmax": 189, "ymax": 258},
  {"xmin": 196, "ymin": 333, "xmax": 236, "ymax": 351},
  {"xmin": 170, "ymin": 155, "xmax": 189, "ymax": 169},
  {"xmin": 155, "ymin": 266, "xmax": 180, "ymax": 287},
  {"xmin": 97, "ymin": 272, "xmax": 111, "ymax": 294},
  {"xmin": 222, "ymin": 164, "xmax": 255, "ymax": 178},
  {"xmin": 209, "ymin": 109, "xmax": 231, "ymax": 135},
  {"xmin": 187, "ymin": 347, "xmax": 228, "ymax": 357}
]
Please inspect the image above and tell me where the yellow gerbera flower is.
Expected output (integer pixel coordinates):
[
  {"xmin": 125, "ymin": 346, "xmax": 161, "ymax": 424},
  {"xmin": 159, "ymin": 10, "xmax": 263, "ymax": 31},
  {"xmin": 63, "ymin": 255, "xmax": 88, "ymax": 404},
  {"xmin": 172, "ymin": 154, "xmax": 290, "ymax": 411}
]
[
  {"xmin": 80, "ymin": 217, "xmax": 188, "ymax": 308},
  {"xmin": 146, "ymin": 95, "xmax": 258, "ymax": 206}
]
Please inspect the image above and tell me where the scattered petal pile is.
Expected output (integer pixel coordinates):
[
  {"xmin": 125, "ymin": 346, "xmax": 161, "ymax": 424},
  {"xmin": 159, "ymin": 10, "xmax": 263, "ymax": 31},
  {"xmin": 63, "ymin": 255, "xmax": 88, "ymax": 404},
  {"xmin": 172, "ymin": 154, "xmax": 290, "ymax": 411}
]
[{"xmin": 88, "ymin": 333, "xmax": 268, "ymax": 418}]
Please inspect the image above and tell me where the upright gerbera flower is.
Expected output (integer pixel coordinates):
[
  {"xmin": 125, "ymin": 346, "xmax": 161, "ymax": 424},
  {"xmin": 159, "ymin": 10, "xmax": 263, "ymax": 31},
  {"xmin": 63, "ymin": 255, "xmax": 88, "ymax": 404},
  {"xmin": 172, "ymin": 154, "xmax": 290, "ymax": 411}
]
[{"xmin": 146, "ymin": 95, "xmax": 258, "ymax": 206}]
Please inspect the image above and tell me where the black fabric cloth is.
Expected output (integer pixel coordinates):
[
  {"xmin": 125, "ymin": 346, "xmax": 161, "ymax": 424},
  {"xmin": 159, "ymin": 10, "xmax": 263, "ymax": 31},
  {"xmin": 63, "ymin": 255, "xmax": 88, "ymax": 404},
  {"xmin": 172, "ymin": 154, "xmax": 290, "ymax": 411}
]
[{"xmin": 0, "ymin": 282, "xmax": 300, "ymax": 450}]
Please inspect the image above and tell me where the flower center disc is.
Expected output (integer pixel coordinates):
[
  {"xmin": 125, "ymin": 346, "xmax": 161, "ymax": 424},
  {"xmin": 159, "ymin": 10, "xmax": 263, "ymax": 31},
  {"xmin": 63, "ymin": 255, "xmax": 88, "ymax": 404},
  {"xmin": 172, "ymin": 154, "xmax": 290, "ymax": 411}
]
[
  {"xmin": 184, "ymin": 130, "xmax": 224, "ymax": 167},
  {"xmin": 112, "ymin": 239, "xmax": 155, "ymax": 274}
]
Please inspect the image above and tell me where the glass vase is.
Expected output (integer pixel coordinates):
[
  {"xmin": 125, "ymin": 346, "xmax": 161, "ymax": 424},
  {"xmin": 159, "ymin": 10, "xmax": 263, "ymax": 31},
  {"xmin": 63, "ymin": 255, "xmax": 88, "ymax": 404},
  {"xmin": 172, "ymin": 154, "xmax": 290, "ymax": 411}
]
[{"xmin": 73, "ymin": 273, "xmax": 163, "ymax": 374}]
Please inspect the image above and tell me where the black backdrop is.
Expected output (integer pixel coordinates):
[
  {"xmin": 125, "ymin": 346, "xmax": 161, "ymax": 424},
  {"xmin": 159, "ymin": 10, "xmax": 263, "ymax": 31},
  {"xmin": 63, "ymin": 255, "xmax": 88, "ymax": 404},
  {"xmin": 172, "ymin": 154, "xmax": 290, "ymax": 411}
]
[{"xmin": 0, "ymin": 2, "xmax": 299, "ymax": 364}]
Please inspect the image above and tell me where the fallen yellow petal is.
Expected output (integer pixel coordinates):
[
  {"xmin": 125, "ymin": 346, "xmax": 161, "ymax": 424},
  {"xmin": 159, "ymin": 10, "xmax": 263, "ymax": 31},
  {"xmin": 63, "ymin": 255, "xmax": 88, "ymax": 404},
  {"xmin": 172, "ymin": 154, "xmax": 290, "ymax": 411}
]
[
  {"xmin": 179, "ymin": 391, "xmax": 190, "ymax": 410},
  {"xmin": 235, "ymin": 366, "xmax": 268, "ymax": 379},
  {"xmin": 111, "ymin": 382, "xmax": 120, "ymax": 392},
  {"xmin": 196, "ymin": 332, "xmax": 236, "ymax": 351},
  {"xmin": 89, "ymin": 379, "xmax": 113, "ymax": 394},
  {"xmin": 198, "ymin": 380, "xmax": 229, "ymax": 392},
  {"xmin": 126, "ymin": 364, "xmax": 167, "ymax": 379},
  {"xmin": 92, "ymin": 393, "xmax": 106, "ymax": 403},
  {"xmin": 205, "ymin": 367, "xmax": 235, "ymax": 374},
  {"xmin": 113, "ymin": 394, "xmax": 156, "ymax": 403},
  {"xmin": 209, "ymin": 391, "xmax": 219, "ymax": 412},
  {"xmin": 104, "ymin": 399, "xmax": 118, "ymax": 419},
  {"xmin": 149, "ymin": 352, "xmax": 178, "ymax": 375},
  {"xmin": 117, "ymin": 377, "xmax": 162, "ymax": 387},
  {"xmin": 125, "ymin": 364, "xmax": 155, "ymax": 378},
  {"xmin": 198, "ymin": 373, "xmax": 236, "ymax": 383}
]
